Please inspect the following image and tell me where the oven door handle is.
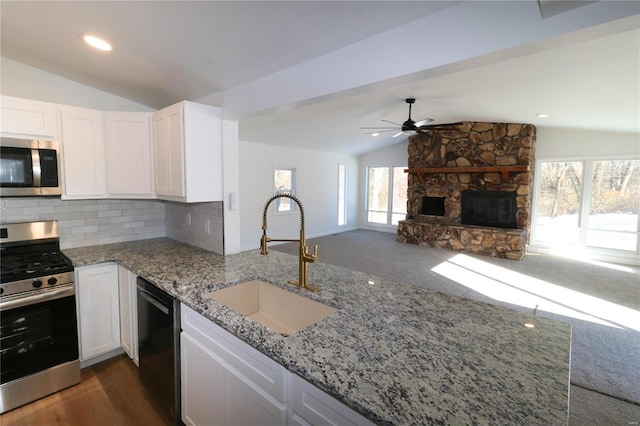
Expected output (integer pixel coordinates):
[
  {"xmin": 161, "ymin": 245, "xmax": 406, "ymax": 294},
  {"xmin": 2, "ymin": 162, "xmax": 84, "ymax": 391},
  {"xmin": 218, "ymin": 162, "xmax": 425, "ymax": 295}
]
[
  {"xmin": 0, "ymin": 284, "xmax": 75, "ymax": 310},
  {"xmin": 138, "ymin": 287, "xmax": 171, "ymax": 315}
]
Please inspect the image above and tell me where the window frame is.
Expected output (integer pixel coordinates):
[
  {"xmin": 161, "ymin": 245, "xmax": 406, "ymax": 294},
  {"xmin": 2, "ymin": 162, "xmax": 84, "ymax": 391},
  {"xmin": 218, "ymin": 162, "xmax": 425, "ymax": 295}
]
[
  {"xmin": 530, "ymin": 154, "xmax": 640, "ymax": 262},
  {"xmin": 273, "ymin": 166, "xmax": 297, "ymax": 215},
  {"xmin": 364, "ymin": 165, "xmax": 407, "ymax": 228}
]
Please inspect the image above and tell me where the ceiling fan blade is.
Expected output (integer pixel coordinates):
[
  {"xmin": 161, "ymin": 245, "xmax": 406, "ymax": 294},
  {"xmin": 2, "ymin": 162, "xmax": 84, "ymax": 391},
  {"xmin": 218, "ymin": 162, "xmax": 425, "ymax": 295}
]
[
  {"xmin": 418, "ymin": 121, "xmax": 465, "ymax": 130},
  {"xmin": 414, "ymin": 118, "xmax": 434, "ymax": 127},
  {"xmin": 359, "ymin": 126, "xmax": 399, "ymax": 130},
  {"xmin": 392, "ymin": 131, "xmax": 405, "ymax": 138},
  {"xmin": 381, "ymin": 119, "xmax": 402, "ymax": 126},
  {"xmin": 363, "ymin": 129, "xmax": 398, "ymax": 135}
]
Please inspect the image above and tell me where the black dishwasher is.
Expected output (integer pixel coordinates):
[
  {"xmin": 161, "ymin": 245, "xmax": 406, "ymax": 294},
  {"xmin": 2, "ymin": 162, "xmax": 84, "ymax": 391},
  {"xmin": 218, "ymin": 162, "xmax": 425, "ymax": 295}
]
[{"xmin": 137, "ymin": 277, "xmax": 181, "ymax": 424}]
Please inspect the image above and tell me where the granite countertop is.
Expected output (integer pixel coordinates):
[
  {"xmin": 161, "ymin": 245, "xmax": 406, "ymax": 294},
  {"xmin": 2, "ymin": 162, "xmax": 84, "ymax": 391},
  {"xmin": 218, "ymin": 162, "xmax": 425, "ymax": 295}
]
[{"xmin": 65, "ymin": 238, "xmax": 571, "ymax": 425}]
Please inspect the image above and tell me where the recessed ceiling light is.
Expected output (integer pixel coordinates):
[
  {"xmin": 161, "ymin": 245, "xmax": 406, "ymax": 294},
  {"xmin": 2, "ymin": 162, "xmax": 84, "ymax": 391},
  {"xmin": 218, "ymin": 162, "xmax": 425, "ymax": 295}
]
[
  {"xmin": 83, "ymin": 34, "xmax": 112, "ymax": 52},
  {"xmin": 536, "ymin": 113, "xmax": 549, "ymax": 118},
  {"xmin": 371, "ymin": 133, "xmax": 380, "ymax": 137}
]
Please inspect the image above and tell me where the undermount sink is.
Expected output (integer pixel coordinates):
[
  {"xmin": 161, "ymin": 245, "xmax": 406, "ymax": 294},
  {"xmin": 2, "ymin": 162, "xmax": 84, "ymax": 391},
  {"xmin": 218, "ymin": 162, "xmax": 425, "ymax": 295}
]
[{"xmin": 205, "ymin": 280, "xmax": 337, "ymax": 336}]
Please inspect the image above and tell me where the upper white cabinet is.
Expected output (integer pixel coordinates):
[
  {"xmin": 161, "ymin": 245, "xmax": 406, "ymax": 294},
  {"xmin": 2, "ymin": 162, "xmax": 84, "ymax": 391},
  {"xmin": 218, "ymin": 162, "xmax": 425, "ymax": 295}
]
[
  {"xmin": 0, "ymin": 95, "xmax": 57, "ymax": 139},
  {"xmin": 58, "ymin": 105, "xmax": 106, "ymax": 199},
  {"xmin": 76, "ymin": 263, "xmax": 121, "ymax": 362},
  {"xmin": 104, "ymin": 111, "xmax": 154, "ymax": 199},
  {"xmin": 153, "ymin": 101, "xmax": 223, "ymax": 203}
]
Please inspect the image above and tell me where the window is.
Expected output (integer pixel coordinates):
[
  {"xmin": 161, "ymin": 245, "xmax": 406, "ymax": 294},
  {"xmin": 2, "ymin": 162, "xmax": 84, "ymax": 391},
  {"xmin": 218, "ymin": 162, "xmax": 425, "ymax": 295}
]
[
  {"xmin": 366, "ymin": 166, "xmax": 407, "ymax": 226},
  {"xmin": 533, "ymin": 158, "xmax": 639, "ymax": 254},
  {"xmin": 338, "ymin": 164, "xmax": 347, "ymax": 226},
  {"xmin": 274, "ymin": 167, "xmax": 296, "ymax": 213}
]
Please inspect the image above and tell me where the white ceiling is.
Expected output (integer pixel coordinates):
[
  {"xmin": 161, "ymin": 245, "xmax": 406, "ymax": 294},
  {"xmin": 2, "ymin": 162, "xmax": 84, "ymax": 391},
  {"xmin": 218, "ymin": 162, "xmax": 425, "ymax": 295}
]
[{"xmin": 1, "ymin": 1, "xmax": 639, "ymax": 156}]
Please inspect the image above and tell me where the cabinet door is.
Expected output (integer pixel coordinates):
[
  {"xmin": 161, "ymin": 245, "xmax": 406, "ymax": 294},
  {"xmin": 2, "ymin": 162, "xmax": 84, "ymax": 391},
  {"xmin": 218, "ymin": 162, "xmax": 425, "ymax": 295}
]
[
  {"xmin": 104, "ymin": 112, "xmax": 154, "ymax": 198},
  {"xmin": 181, "ymin": 332, "xmax": 226, "ymax": 426},
  {"xmin": 153, "ymin": 103, "xmax": 184, "ymax": 198},
  {"xmin": 58, "ymin": 105, "xmax": 106, "ymax": 198},
  {"xmin": 224, "ymin": 369, "xmax": 287, "ymax": 426},
  {"xmin": 117, "ymin": 265, "xmax": 139, "ymax": 365},
  {"xmin": 77, "ymin": 264, "xmax": 121, "ymax": 361},
  {"xmin": 0, "ymin": 95, "xmax": 57, "ymax": 138}
]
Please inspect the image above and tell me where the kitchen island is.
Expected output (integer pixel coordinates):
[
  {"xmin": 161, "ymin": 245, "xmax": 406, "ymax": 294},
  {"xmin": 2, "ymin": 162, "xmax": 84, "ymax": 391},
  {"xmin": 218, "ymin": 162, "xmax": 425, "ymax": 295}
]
[{"xmin": 65, "ymin": 238, "xmax": 571, "ymax": 425}]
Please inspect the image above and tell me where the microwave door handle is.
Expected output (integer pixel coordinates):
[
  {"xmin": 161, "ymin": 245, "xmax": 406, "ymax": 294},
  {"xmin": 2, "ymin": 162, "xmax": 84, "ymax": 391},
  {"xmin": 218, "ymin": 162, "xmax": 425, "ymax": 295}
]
[{"xmin": 32, "ymin": 149, "xmax": 41, "ymax": 187}]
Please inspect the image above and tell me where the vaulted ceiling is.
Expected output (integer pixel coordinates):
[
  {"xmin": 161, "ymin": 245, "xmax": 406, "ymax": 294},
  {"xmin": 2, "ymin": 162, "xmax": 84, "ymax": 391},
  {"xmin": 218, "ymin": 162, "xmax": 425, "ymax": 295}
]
[{"xmin": 2, "ymin": 1, "xmax": 638, "ymax": 155}]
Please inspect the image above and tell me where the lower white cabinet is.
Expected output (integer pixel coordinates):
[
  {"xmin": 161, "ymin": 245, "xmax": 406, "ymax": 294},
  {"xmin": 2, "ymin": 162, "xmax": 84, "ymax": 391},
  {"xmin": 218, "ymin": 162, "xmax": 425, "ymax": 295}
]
[
  {"xmin": 76, "ymin": 263, "xmax": 121, "ymax": 361},
  {"xmin": 180, "ymin": 304, "xmax": 373, "ymax": 426},
  {"xmin": 181, "ymin": 304, "xmax": 287, "ymax": 426},
  {"xmin": 118, "ymin": 265, "xmax": 139, "ymax": 365}
]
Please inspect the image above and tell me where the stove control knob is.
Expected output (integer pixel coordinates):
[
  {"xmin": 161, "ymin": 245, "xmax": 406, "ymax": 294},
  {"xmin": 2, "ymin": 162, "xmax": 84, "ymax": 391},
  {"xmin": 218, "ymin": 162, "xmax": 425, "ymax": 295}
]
[
  {"xmin": 32, "ymin": 279, "xmax": 43, "ymax": 288},
  {"xmin": 48, "ymin": 277, "xmax": 58, "ymax": 286}
]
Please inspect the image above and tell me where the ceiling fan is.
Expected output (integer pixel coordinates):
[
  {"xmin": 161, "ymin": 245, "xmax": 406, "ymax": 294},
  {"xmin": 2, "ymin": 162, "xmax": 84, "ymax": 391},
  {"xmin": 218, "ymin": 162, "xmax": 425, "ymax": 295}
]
[{"xmin": 360, "ymin": 98, "xmax": 462, "ymax": 138}]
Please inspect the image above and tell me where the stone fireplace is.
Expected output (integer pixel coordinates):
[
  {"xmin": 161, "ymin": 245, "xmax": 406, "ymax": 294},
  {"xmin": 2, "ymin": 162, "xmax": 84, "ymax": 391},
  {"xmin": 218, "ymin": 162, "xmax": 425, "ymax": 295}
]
[{"xmin": 397, "ymin": 122, "xmax": 535, "ymax": 260}]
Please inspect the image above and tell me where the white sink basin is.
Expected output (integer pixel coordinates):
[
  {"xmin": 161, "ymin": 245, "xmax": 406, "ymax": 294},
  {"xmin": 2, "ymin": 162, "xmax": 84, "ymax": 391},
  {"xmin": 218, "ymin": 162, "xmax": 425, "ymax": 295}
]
[{"xmin": 205, "ymin": 280, "xmax": 337, "ymax": 336}]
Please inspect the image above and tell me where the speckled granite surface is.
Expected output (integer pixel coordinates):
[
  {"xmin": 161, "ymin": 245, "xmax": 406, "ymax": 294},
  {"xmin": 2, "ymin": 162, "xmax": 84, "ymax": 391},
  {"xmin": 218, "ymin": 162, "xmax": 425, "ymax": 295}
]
[{"xmin": 65, "ymin": 238, "xmax": 571, "ymax": 425}]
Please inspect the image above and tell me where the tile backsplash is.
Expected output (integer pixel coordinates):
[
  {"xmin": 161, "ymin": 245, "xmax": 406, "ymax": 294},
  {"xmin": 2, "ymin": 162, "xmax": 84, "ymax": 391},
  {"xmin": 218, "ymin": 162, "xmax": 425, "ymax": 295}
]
[
  {"xmin": 1, "ymin": 198, "xmax": 165, "ymax": 249},
  {"xmin": 165, "ymin": 201, "xmax": 224, "ymax": 255},
  {"xmin": 1, "ymin": 198, "xmax": 225, "ymax": 254}
]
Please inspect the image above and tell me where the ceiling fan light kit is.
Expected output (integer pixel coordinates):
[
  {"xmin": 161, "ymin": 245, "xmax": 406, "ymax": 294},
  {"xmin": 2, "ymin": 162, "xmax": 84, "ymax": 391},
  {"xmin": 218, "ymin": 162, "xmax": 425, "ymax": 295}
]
[{"xmin": 360, "ymin": 98, "xmax": 462, "ymax": 137}]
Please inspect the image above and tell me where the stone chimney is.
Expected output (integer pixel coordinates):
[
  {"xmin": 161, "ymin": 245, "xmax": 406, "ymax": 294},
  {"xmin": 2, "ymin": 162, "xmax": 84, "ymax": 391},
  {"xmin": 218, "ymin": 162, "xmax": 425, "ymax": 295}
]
[{"xmin": 397, "ymin": 122, "xmax": 536, "ymax": 260}]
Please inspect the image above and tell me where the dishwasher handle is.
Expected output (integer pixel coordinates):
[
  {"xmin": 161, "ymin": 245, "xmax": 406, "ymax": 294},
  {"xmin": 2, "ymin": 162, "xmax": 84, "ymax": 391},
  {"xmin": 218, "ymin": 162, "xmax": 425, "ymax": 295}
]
[{"xmin": 138, "ymin": 286, "xmax": 171, "ymax": 315}]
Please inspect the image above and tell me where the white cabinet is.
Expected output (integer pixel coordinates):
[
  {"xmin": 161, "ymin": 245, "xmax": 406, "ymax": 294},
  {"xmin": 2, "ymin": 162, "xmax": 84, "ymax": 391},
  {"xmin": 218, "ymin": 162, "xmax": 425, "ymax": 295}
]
[
  {"xmin": 58, "ymin": 105, "xmax": 106, "ymax": 199},
  {"xmin": 76, "ymin": 263, "xmax": 121, "ymax": 361},
  {"xmin": 153, "ymin": 101, "xmax": 223, "ymax": 203},
  {"xmin": 118, "ymin": 265, "xmax": 139, "ymax": 365},
  {"xmin": 181, "ymin": 304, "xmax": 287, "ymax": 426},
  {"xmin": 104, "ymin": 111, "xmax": 154, "ymax": 199},
  {"xmin": 180, "ymin": 304, "xmax": 372, "ymax": 426},
  {"xmin": 289, "ymin": 374, "xmax": 375, "ymax": 426},
  {"xmin": 0, "ymin": 95, "xmax": 57, "ymax": 138}
]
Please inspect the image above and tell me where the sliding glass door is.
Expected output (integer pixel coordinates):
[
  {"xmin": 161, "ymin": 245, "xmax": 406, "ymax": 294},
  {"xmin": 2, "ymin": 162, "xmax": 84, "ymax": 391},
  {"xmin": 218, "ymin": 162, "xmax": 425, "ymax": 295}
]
[{"xmin": 532, "ymin": 158, "xmax": 639, "ymax": 257}]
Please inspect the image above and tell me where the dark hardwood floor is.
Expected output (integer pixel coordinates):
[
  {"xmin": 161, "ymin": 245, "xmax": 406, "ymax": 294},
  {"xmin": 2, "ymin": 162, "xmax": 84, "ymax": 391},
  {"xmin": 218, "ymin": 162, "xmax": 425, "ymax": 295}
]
[{"xmin": 1, "ymin": 355, "xmax": 170, "ymax": 426}]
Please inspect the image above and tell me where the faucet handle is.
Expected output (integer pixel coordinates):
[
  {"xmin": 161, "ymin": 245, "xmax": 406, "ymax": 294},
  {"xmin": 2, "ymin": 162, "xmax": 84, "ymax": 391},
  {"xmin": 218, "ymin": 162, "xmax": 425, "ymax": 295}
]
[
  {"xmin": 313, "ymin": 244, "xmax": 318, "ymax": 259},
  {"xmin": 260, "ymin": 234, "xmax": 269, "ymax": 255}
]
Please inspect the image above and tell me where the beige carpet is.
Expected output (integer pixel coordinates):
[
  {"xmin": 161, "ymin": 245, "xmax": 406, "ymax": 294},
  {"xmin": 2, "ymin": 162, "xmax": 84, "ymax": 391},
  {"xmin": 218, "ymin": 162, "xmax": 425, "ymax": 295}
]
[{"xmin": 272, "ymin": 229, "xmax": 640, "ymax": 424}]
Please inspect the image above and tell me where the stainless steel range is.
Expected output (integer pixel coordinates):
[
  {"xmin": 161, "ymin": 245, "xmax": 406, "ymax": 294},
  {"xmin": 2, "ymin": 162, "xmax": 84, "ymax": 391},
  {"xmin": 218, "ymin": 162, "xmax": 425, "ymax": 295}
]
[{"xmin": 0, "ymin": 221, "xmax": 80, "ymax": 413}]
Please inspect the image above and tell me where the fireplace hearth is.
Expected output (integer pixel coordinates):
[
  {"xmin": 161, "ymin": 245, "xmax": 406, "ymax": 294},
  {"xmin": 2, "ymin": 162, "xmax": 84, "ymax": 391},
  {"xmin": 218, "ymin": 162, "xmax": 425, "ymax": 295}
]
[{"xmin": 461, "ymin": 191, "xmax": 517, "ymax": 229}]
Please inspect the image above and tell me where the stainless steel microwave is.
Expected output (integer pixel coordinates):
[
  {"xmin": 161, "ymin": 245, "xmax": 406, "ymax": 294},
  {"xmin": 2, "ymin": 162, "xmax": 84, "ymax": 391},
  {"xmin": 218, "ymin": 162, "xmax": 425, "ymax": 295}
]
[{"xmin": 0, "ymin": 137, "xmax": 62, "ymax": 196}]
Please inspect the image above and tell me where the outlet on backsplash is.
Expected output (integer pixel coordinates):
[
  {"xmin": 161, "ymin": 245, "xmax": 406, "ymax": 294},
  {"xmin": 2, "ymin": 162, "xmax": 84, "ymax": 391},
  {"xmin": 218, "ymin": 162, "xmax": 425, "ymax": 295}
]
[
  {"xmin": 186, "ymin": 213, "xmax": 192, "ymax": 226},
  {"xmin": 205, "ymin": 219, "xmax": 211, "ymax": 234}
]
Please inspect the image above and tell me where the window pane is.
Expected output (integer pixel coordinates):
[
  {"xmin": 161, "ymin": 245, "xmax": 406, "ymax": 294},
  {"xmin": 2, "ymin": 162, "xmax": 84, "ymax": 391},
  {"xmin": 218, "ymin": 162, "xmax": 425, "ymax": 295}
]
[
  {"xmin": 338, "ymin": 164, "xmax": 347, "ymax": 226},
  {"xmin": 534, "ymin": 161, "xmax": 583, "ymax": 245},
  {"xmin": 392, "ymin": 167, "xmax": 407, "ymax": 215},
  {"xmin": 368, "ymin": 211, "xmax": 387, "ymax": 224},
  {"xmin": 274, "ymin": 168, "xmax": 296, "ymax": 213},
  {"xmin": 586, "ymin": 160, "xmax": 639, "ymax": 250},
  {"xmin": 367, "ymin": 167, "xmax": 389, "ymax": 212}
]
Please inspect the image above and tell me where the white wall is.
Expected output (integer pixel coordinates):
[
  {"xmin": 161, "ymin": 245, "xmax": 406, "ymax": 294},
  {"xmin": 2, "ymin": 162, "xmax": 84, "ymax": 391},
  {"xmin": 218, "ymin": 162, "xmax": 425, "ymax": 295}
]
[
  {"xmin": 536, "ymin": 127, "xmax": 640, "ymax": 158},
  {"xmin": 239, "ymin": 141, "xmax": 359, "ymax": 251},
  {"xmin": 1, "ymin": 57, "xmax": 153, "ymax": 111}
]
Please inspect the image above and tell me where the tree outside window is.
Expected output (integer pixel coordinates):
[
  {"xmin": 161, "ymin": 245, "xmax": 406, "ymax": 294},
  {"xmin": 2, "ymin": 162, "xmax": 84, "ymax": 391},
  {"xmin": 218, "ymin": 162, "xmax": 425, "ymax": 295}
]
[{"xmin": 274, "ymin": 167, "xmax": 296, "ymax": 213}]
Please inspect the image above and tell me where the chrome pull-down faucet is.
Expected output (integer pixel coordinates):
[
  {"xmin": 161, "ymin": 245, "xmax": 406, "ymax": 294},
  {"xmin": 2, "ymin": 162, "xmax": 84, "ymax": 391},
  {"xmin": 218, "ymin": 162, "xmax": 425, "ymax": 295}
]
[{"xmin": 260, "ymin": 194, "xmax": 319, "ymax": 292}]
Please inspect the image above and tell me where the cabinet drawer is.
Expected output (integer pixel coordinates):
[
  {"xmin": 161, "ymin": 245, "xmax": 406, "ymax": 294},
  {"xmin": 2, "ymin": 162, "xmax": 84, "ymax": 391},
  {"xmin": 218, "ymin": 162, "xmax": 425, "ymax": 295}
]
[
  {"xmin": 290, "ymin": 373, "xmax": 375, "ymax": 426},
  {"xmin": 181, "ymin": 304, "xmax": 287, "ymax": 403}
]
